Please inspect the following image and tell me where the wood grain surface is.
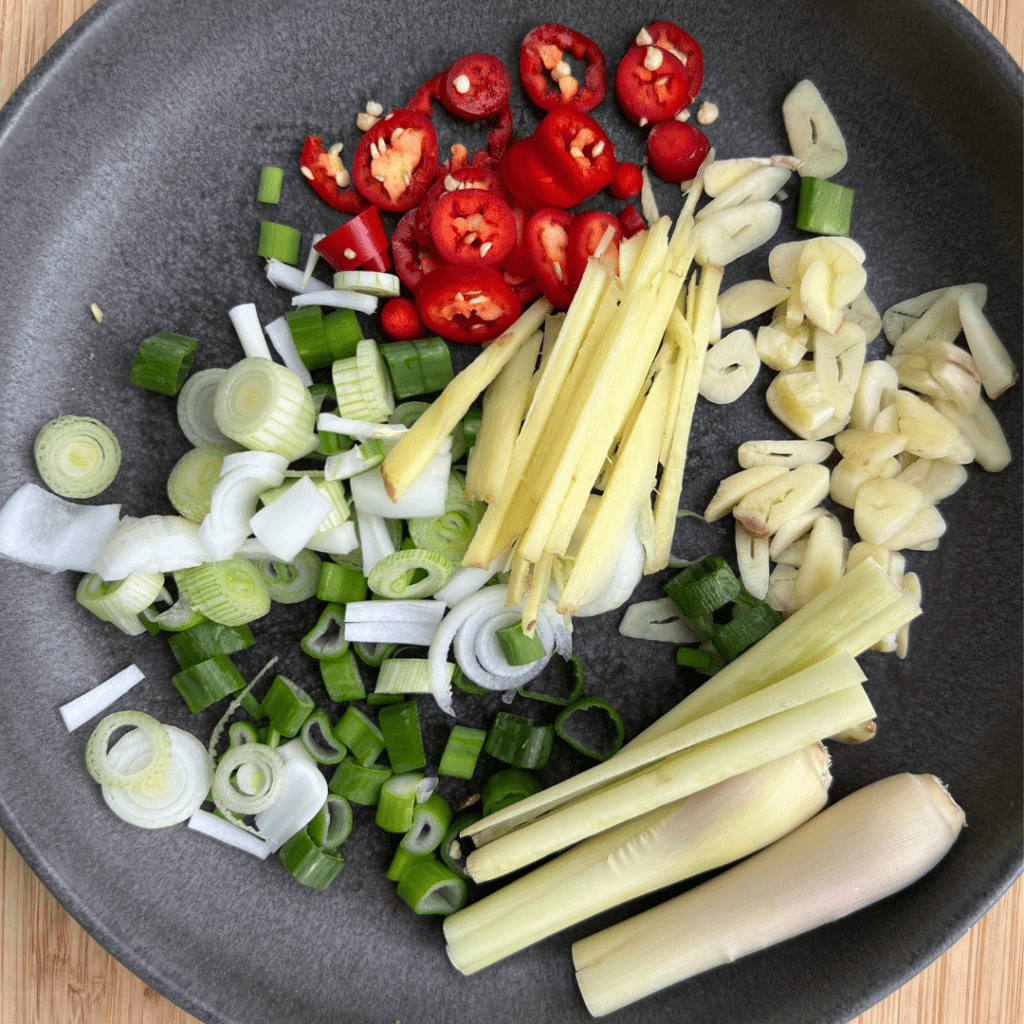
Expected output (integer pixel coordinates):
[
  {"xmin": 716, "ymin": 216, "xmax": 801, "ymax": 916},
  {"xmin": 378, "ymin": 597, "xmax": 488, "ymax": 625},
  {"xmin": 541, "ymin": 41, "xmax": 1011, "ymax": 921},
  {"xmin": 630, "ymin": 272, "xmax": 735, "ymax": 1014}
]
[{"xmin": 0, "ymin": 2, "xmax": 1021, "ymax": 1022}]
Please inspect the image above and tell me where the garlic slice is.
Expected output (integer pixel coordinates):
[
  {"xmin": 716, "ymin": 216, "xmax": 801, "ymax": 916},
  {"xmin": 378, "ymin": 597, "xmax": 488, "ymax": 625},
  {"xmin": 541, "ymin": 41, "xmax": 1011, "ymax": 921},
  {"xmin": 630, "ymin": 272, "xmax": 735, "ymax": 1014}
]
[
  {"xmin": 933, "ymin": 397, "xmax": 1012, "ymax": 472},
  {"xmin": 829, "ymin": 455, "xmax": 901, "ymax": 509},
  {"xmin": 734, "ymin": 522, "xmax": 770, "ymax": 600},
  {"xmin": 699, "ymin": 329, "xmax": 760, "ymax": 404},
  {"xmin": 782, "ymin": 79, "xmax": 848, "ymax": 178},
  {"xmin": 695, "ymin": 165, "xmax": 792, "ymax": 223},
  {"xmin": 737, "ymin": 439, "xmax": 833, "ymax": 468},
  {"xmin": 718, "ymin": 280, "xmax": 790, "ymax": 328},
  {"xmin": 756, "ymin": 320, "xmax": 809, "ymax": 371},
  {"xmin": 732, "ymin": 463, "xmax": 830, "ymax": 537},
  {"xmin": 958, "ymin": 292, "xmax": 1018, "ymax": 399},
  {"xmin": 703, "ymin": 465, "xmax": 790, "ymax": 522},
  {"xmin": 853, "ymin": 478, "xmax": 923, "ymax": 545},
  {"xmin": 694, "ymin": 201, "xmax": 782, "ymax": 266},
  {"xmin": 895, "ymin": 458, "xmax": 969, "ymax": 504},
  {"xmin": 850, "ymin": 360, "xmax": 899, "ymax": 431},
  {"xmin": 792, "ymin": 513, "xmax": 845, "ymax": 607},
  {"xmin": 893, "ymin": 391, "xmax": 959, "ymax": 459}
]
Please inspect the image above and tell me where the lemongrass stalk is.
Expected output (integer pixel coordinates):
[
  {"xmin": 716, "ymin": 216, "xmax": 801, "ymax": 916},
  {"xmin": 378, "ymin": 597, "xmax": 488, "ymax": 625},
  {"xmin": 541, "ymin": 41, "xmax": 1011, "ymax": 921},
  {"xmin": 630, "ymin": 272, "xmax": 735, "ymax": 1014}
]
[
  {"xmin": 381, "ymin": 299, "xmax": 551, "ymax": 500},
  {"xmin": 464, "ymin": 683, "xmax": 874, "ymax": 881},
  {"xmin": 573, "ymin": 773, "xmax": 965, "ymax": 1017},
  {"xmin": 464, "ymin": 330, "xmax": 542, "ymax": 504},
  {"xmin": 445, "ymin": 745, "xmax": 831, "ymax": 974},
  {"xmin": 462, "ymin": 651, "xmax": 864, "ymax": 847},
  {"xmin": 622, "ymin": 558, "xmax": 919, "ymax": 752}
]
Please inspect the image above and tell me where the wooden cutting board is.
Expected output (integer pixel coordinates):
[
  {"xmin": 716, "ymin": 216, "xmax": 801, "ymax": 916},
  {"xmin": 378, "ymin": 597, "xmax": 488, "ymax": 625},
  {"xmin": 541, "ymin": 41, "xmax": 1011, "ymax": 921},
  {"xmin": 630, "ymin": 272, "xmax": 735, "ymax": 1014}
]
[{"xmin": 0, "ymin": 1, "xmax": 1021, "ymax": 1021}]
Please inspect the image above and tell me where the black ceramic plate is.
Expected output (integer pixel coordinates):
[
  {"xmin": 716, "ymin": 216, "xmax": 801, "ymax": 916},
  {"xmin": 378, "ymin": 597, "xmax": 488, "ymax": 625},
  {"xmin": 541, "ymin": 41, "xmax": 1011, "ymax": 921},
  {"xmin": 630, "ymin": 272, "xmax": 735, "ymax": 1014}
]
[{"xmin": 0, "ymin": 1, "xmax": 1020, "ymax": 1022}]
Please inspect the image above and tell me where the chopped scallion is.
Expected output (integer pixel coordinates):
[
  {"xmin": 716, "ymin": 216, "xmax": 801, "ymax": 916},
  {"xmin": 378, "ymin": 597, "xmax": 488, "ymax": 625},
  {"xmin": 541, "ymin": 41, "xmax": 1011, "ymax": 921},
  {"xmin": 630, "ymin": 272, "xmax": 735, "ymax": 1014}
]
[
  {"xmin": 553, "ymin": 698, "xmax": 625, "ymax": 761},
  {"xmin": 376, "ymin": 771, "xmax": 424, "ymax": 832},
  {"xmin": 664, "ymin": 556, "xmax": 742, "ymax": 619},
  {"xmin": 129, "ymin": 332, "xmax": 198, "ymax": 396},
  {"xmin": 299, "ymin": 708, "xmax": 347, "ymax": 765},
  {"xmin": 378, "ymin": 337, "xmax": 455, "ymax": 399},
  {"xmin": 301, "ymin": 603, "xmax": 349, "ymax": 659},
  {"xmin": 496, "ymin": 620, "xmax": 548, "ymax": 666},
  {"xmin": 484, "ymin": 713, "xmax": 554, "ymax": 770},
  {"xmin": 320, "ymin": 650, "xmax": 366, "ymax": 702},
  {"xmin": 396, "ymin": 859, "xmax": 467, "ymax": 915},
  {"xmin": 438, "ymin": 725, "xmax": 486, "ymax": 779},
  {"xmin": 711, "ymin": 603, "xmax": 785, "ymax": 661},
  {"xmin": 34, "ymin": 416, "xmax": 121, "ymax": 499},
  {"xmin": 258, "ymin": 220, "xmax": 301, "ymax": 264},
  {"xmin": 332, "ymin": 706, "xmax": 385, "ymax": 767},
  {"xmin": 166, "ymin": 619, "xmax": 255, "ymax": 670},
  {"xmin": 260, "ymin": 675, "xmax": 315, "ymax": 738},
  {"xmin": 378, "ymin": 700, "xmax": 426, "ymax": 773},
  {"xmin": 482, "ymin": 768, "xmax": 542, "ymax": 816},
  {"xmin": 279, "ymin": 827, "xmax": 345, "ymax": 889},
  {"xmin": 328, "ymin": 756, "xmax": 392, "ymax": 805},
  {"xmin": 175, "ymin": 558, "xmax": 272, "ymax": 627},
  {"xmin": 795, "ymin": 176, "xmax": 854, "ymax": 236},
  {"xmin": 317, "ymin": 561, "xmax": 368, "ymax": 604},
  {"xmin": 256, "ymin": 165, "xmax": 285, "ymax": 204},
  {"xmin": 172, "ymin": 654, "xmax": 247, "ymax": 714}
]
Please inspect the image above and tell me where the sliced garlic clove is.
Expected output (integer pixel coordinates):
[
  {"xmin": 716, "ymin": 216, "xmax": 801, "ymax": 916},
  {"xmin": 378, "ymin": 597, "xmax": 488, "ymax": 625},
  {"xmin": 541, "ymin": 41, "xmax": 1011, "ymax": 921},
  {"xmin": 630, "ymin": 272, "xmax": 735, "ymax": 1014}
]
[
  {"xmin": 793, "ymin": 513, "xmax": 844, "ymax": 607},
  {"xmin": 782, "ymin": 79, "xmax": 848, "ymax": 179},
  {"xmin": 933, "ymin": 397, "xmax": 1011, "ymax": 472},
  {"xmin": 768, "ymin": 240, "xmax": 807, "ymax": 287},
  {"xmin": 958, "ymin": 291, "xmax": 1017, "ymax": 400},
  {"xmin": 895, "ymin": 457, "xmax": 968, "ymax": 504},
  {"xmin": 718, "ymin": 279, "xmax": 791, "ymax": 328},
  {"xmin": 834, "ymin": 429, "xmax": 908, "ymax": 464},
  {"xmin": 890, "ymin": 339, "xmax": 981, "ymax": 414},
  {"xmin": 843, "ymin": 290, "xmax": 882, "ymax": 344},
  {"xmin": 853, "ymin": 477, "xmax": 924, "ymax": 545},
  {"xmin": 765, "ymin": 561, "xmax": 799, "ymax": 615},
  {"xmin": 732, "ymin": 462, "xmax": 830, "ymax": 537},
  {"xmin": 696, "ymin": 165, "xmax": 793, "ymax": 223},
  {"xmin": 734, "ymin": 522, "xmax": 770, "ymax": 600},
  {"xmin": 767, "ymin": 506, "xmax": 828, "ymax": 560},
  {"xmin": 851, "ymin": 360, "xmax": 900, "ymax": 431},
  {"xmin": 703, "ymin": 465, "xmax": 790, "ymax": 521},
  {"xmin": 702, "ymin": 157, "xmax": 773, "ymax": 198},
  {"xmin": 766, "ymin": 365, "xmax": 837, "ymax": 440},
  {"xmin": 894, "ymin": 390, "xmax": 959, "ymax": 459},
  {"xmin": 737, "ymin": 438, "xmax": 833, "ymax": 469},
  {"xmin": 814, "ymin": 322, "xmax": 866, "ymax": 419},
  {"xmin": 882, "ymin": 504, "xmax": 947, "ymax": 551},
  {"xmin": 772, "ymin": 536, "xmax": 807, "ymax": 567},
  {"xmin": 799, "ymin": 260, "xmax": 841, "ymax": 333},
  {"xmin": 882, "ymin": 287, "xmax": 952, "ymax": 346},
  {"xmin": 756, "ymin": 320, "xmax": 808, "ymax": 371},
  {"xmin": 694, "ymin": 201, "xmax": 782, "ymax": 267},
  {"xmin": 829, "ymin": 455, "xmax": 901, "ymax": 508},
  {"xmin": 699, "ymin": 329, "xmax": 760, "ymax": 404},
  {"xmin": 797, "ymin": 238, "xmax": 868, "ymax": 309},
  {"xmin": 890, "ymin": 283, "xmax": 987, "ymax": 357}
]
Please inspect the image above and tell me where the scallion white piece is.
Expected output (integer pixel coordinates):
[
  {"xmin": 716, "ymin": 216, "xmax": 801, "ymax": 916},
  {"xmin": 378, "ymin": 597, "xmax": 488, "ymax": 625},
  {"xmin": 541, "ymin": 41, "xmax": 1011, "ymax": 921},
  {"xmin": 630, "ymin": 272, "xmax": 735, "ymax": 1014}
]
[
  {"xmin": 188, "ymin": 809, "xmax": 273, "ymax": 860},
  {"xmin": 332, "ymin": 270, "xmax": 402, "ymax": 297},
  {"xmin": 349, "ymin": 454, "xmax": 451, "ymax": 520},
  {"xmin": 318, "ymin": 413, "xmax": 407, "ymax": 441},
  {"xmin": 199, "ymin": 460, "xmax": 287, "ymax": 561},
  {"xmin": 249, "ymin": 475, "xmax": 332, "ymax": 562},
  {"xmin": 228, "ymin": 302, "xmax": 273, "ymax": 360},
  {"xmin": 291, "ymin": 288, "xmax": 378, "ymax": 315},
  {"xmin": 177, "ymin": 369, "xmax": 239, "ymax": 448},
  {"xmin": 355, "ymin": 508, "xmax": 395, "ymax": 575},
  {"xmin": 253, "ymin": 739, "xmax": 329, "ymax": 852},
  {"xmin": 91, "ymin": 515, "xmax": 210, "ymax": 581},
  {"xmin": 265, "ymin": 258, "xmax": 333, "ymax": 294},
  {"xmin": 344, "ymin": 600, "xmax": 446, "ymax": 625},
  {"xmin": 303, "ymin": 521, "xmax": 359, "ymax": 555},
  {"xmin": 264, "ymin": 315, "xmax": 314, "ymax": 387},
  {"xmin": 60, "ymin": 664, "xmax": 146, "ymax": 732}
]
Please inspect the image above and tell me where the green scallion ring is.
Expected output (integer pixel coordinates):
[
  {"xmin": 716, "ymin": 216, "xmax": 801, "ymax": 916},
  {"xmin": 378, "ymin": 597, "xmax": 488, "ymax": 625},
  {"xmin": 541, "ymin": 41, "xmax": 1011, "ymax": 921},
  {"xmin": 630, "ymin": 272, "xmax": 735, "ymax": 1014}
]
[
  {"xmin": 439, "ymin": 811, "xmax": 480, "ymax": 878},
  {"xmin": 33, "ymin": 415, "xmax": 121, "ymax": 498},
  {"xmin": 130, "ymin": 331, "xmax": 198, "ymax": 396},
  {"xmin": 407, "ymin": 475, "xmax": 486, "ymax": 564},
  {"xmin": 85, "ymin": 711, "xmax": 172, "ymax": 791},
  {"xmin": 396, "ymin": 859, "xmax": 467, "ymax": 916},
  {"xmin": 301, "ymin": 603, "xmax": 349, "ymax": 660},
  {"xmin": 331, "ymin": 706, "xmax": 384, "ymax": 767},
  {"xmin": 212, "ymin": 742, "xmax": 284, "ymax": 815},
  {"xmin": 299, "ymin": 708, "xmax": 347, "ymax": 765},
  {"xmin": 77, "ymin": 571, "xmax": 165, "ymax": 636},
  {"xmin": 250, "ymin": 549, "xmax": 322, "ymax": 604},
  {"xmin": 167, "ymin": 443, "xmax": 234, "ymax": 523},
  {"xmin": 174, "ymin": 558, "xmax": 272, "ymax": 627},
  {"xmin": 279, "ymin": 828, "xmax": 345, "ymax": 889},
  {"xmin": 367, "ymin": 548, "xmax": 453, "ymax": 599},
  {"xmin": 482, "ymin": 767, "xmax": 542, "ymax": 816},
  {"xmin": 553, "ymin": 697, "xmax": 625, "ymax": 762}
]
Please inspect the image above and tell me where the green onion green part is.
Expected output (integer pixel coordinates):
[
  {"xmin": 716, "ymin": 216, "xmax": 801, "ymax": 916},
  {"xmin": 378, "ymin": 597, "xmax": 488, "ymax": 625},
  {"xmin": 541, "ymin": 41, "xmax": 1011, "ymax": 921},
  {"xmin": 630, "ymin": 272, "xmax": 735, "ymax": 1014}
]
[
  {"xmin": 378, "ymin": 337, "xmax": 454, "ymax": 399},
  {"xmin": 258, "ymin": 220, "xmax": 301, "ymax": 264},
  {"xmin": 34, "ymin": 416, "xmax": 121, "ymax": 499},
  {"xmin": 328, "ymin": 756, "xmax": 392, "ymax": 805},
  {"xmin": 675, "ymin": 646, "xmax": 715, "ymax": 671},
  {"xmin": 711, "ymin": 603, "xmax": 785, "ymax": 661},
  {"xmin": 496, "ymin": 620, "xmax": 548, "ymax": 666},
  {"xmin": 407, "ymin": 474, "xmax": 486, "ymax": 563},
  {"xmin": 299, "ymin": 708, "xmax": 347, "ymax": 765},
  {"xmin": 376, "ymin": 772, "xmax": 424, "ymax": 832},
  {"xmin": 249, "ymin": 549, "xmax": 322, "ymax": 604},
  {"xmin": 172, "ymin": 654, "xmax": 247, "ymax": 714},
  {"xmin": 175, "ymin": 558, "xmax": 271, "ymax": 627},
  {"xmin": 257, "ymin": 165, "xmax": 285, "ymax": 204},
  {"xmin": 166, "ymin": 620, "xmax": 255, "ymax": 670},
  {"xmin": 553, "ymin": 697, "xmax": 625, "ymax": 761},
  {"xmin": 387, "ymin": 845, "xmax": 436, "ymax": 882},
  {"xmin": 279, "ymin": 828, "xmax": 345, "ymax": 889},
  {"xmin": 438, "ymin": 725, "xmax": 486, "ymax": 779},
  {"xmin": 482, "ymin": 768, "xmax": 542, "ymax": 816},
  {"xmin": 260, "ymin": 675, "xmax": 315, "ymax": 738},
  {"xmin": 129, "ymin": 332, "xmax": 198, "ymax": 396},
  {"xmin": 518, "ymin": 652, "xmax": 585, "ymax": 706},
  {"xmin": 389, "ymin": 401, "xmax": 430, "ymax": 429},
  {"xmin": 377, "ymin": 700, "xmax": 426, "ymax": 773},
  {"xmin": 664, "ymin": 555, "xmax": 742, "ymax": 620},
  {"xmin": 795, "ymin": 176, "xmax": 854, "ymax": 236},
  {"xmin": 320, "ymin": 650, "xmax": 366, "ymax": 702},
  {"xmin": 332, "ymin": 706, "xmax": 385, "ymax": 767},
  {"xmin": 484, "ymin": 713, "xmax": 553, "ymax": 770},
  {"xmin": 400, "ymin": 792, "xmax": 452, "ymax": 854},
  {"xmin": 76, "ymin": 572, "xmax": 165, "ymax": 636},
  {"xmin": 439, "ymin": 812, "xmax": 480, "ymax": 878},
  {"xmin": 320, "ymin": 795, "xmax": 353, "ymax": 849},
  {"xmin": 461, "ymin": 407, "xmax": 483, "ymax": 450},
  {"xmin": 317, "ymin": 561, "xmax": 368, "ymax": 604},
  {"xmin": 301, "ymin": 603, "xmax": 349, "ymax": 659},
  {"xmin": 353, "ymin": 641, "xmax": 397, "ymax": 667},
  {"xmin": 396, "ymin": 859, "xmax": 467, "ymax": 915},
  {"xmin": 228, "ymin": 721, "xmax": 259, "ymax": 748}
]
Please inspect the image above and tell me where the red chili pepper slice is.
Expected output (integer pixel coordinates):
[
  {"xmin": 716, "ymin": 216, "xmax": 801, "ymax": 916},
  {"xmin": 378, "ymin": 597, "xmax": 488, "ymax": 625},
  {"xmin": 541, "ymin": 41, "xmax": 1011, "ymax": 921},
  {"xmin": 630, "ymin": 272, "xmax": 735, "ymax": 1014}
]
[
  {"xmin": 430, "ymin": 188, "xmax": 517, "ymax": 266},
  {"xmin": 520, "ymin": 23, "xmax": 607, "ymax": 113},
  {"xmin": 502, "ymin": 201, "xmax": 536, "ymax": 280},
  {"xmin": 314, "ymin": 207, "xmax": 392, "ymax": 272},
  {"xmin": 618, "ymin": 203, "xmax": 646, "ymax": 238},
  {"xmin": 485, "ymin": 103, "xmax": 514, "ymax": 164},
  {"xmin": 567, "ymin": 211, "xmax": 622, "ymax": 291},
  {"xmin": 391, "ymin": 208, "xmax": 444, "ymax": 291},
  {"xmin": 440, "ymin": 53, "xmax": 512, "ymax": 121},
  {"xmin": 300, "ymin": 136, "xmax": 370, "ymax": 214},
  {"xmin": 504, "ymin": 270, "xmax": 541, "ymax": 306},
  {"xmin": 379, "ymin": 297, "xmax": 427, "ymax": 341},
  {"xmin": 614, "ymin": 45, "xmax": 690, "ymax": 126},
  {"xmin": 525, "ymin": 207, "xmax": 574, "ymax": 309},
  {"xmin": 416, "ymin": 264, "xmax": 521, "ymax": 344},
  {"xmin": 406, "ymin": 72, "xmax": 444, "ymax": 117},
  {"xmin": 610, "ymin": 161, "xmax": 644, "ymax": 200},
  {"xmin": 352, "ymin": 110, "xmax": 439, "ymax": 212},
  {"xmin": 532, "ymin": 109, "xmax": 618, "ymax": 202},
  {"xmin": 417, "ymin": 166, "xmax": 510, "ymax": 248},
  {"xmin": 646, "ymin": 120, "xmax": 711, "ymax": 184},
  {"xmin": 638, "ymin": 20, "xmax": 704, "ymax": 104}
]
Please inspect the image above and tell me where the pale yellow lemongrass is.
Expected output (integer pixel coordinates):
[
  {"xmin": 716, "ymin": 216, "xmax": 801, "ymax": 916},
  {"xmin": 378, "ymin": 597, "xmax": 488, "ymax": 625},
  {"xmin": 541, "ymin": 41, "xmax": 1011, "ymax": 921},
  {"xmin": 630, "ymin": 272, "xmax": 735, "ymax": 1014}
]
[
  {"xmin": 657, "ymin": 302, "xmax": 696, "ymax": 466},
  {"xmin": 464, "ymin": 682, "xmax": 874, "ymax": 881},
  {"xmin": 381, "ymin": 298, "xmax": 551, "ymax": 500},
  {"xmin": 462, "ymin": 651, "xmax": 864, "ymax": 848},
  {"xmin": 622, "ymin": 558, "xmax": 920, "ymax": 751},
  {"xmin": 557, "ymin": 369, "xmax": 671, "ymax": 614},
  {"xmin": 648, "ymin": 262, "xmax": 724, "ymax": 572},
  {"xmin": 464, "ymin": 330, "xmax": 542, "ymax": 504},
  {"xmin": 445, "ymin": 745, "xmax": 831, "ymax": 975},
  {"xmin": 573, "ymin": 773, "xmax": 965, "ymax": 1017}
]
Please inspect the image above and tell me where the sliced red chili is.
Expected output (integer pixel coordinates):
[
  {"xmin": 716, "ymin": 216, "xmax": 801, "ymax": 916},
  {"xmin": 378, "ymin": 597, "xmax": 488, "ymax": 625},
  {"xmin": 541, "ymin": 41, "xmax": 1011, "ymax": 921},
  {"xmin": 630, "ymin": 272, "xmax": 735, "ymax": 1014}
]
[
  {"xmin": 485, "ymin": 103, "xmax": 514, "ymax": 163},
  {"xmin": 520, "ymin": 23, "xmax": 607, "ymax": 113},
  {"xmin": 406, "ymin": 72, "xmax": 444, "ymax": 117},
  {"xmin": 300, "ymin": 136, "xmax": 370, "ymax": 214},
  {"xmin": 379, "ymin": 297, "xmax": 426, "ymax": 341},
  {"xmin": 391, "ymin": 208, "xmax": 443, "ymax": 291},
  {"xmin": 614, "ymin": 45, "xmax": 690, "ymax": 125},
  {"xmin": 416, "ymin": 264, "xmax": 521, "ymax": 344},
  {"xmin": 639, "ymin": 20, "xmax": 704, "ymax": 104},
  {"xmin": 502, "ymin": 201, "xmax": 535, "ymax": 280},
  {"xmin": 610, "ymin": 161, "xmax": 643, "ymax": 201},
  {"xmin": 430, "ymin": 188, "xmax": 517, "ymax": 266},
  {"xmin": 352, "ymin": 110, "xmax": 438, "ymax": 213},
  {"xmin": 417, "ymin": 167, "xmax": 509, "ymax": 248},
  {"xmin": 646, "ymin": 120, "xmax": 711, "ymax": 184},
  {"xmin": 314, "ymin": 207, "xmax": 392, "ymax": 272},
  {"xmin": 567, "ymin": 211, "xmax": 622, "ymax": 290},
  {"xmin": 525, "ymin": 207, "xmax": 574, "ymax": 309},
  {"xmin": 619, "ymin": 203, "xmax": 646, "ymax": 238},
  {"xmin": 499, "ymin": 138, "xmax": 590, "ymax": 210},
  {"xmin": 505, "ymin": 271, "xmax": 541, "ymax": 306},
  {"xmin": 532, "ymin": 109, "xmax": 617, "ymax": 202},
  {"xmin": 441, "ymin": 53, "xmax": 512, "ymax": 121}
]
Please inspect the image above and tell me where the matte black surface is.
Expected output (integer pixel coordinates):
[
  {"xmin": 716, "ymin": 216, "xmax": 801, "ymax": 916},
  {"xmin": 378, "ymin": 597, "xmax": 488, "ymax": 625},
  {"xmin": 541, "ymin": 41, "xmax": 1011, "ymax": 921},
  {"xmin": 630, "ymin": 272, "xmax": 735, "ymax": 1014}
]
[{"xmin": 0, "ymin": 2, "xmax": 1020, "ymax": 1023}]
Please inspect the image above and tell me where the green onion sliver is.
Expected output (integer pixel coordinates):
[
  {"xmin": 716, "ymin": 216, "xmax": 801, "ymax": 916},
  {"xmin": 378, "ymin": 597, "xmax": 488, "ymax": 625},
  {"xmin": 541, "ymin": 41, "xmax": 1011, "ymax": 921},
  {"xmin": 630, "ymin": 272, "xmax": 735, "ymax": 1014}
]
[
  {"xmin": 407, "ymin": 475, "xmax": 486, "ymax": 563},
  {"xmin": 396, "ymin": 859, "xmax": 467, "ymax": 916},
  {"xmin": 320, "ymin": 650, "xmax": 366, "ymax": 702},
  {"xmin": 258, "ymin": 220, "xmax": 301, "ymax": 264},
  {"xmin": 676, "ymin": 645, "xmax": 715, "ymax": 671},
  {"xmin": 664, "ymin": 555, "xmax": 742, "ymax": 619},
  {"xmin": 400, "ymin": 792, "xmax": 452, "ymax": 854},
  {"xmin": 367, "ymin": 548, "xmax": 453, "ymax": 599},
  {"xmin": 301, "ymin": 603, "xmax": 349, "ymax": 659},
  {"xmin": 76, "ymin": 571, "xmax": 164, "ymax": 636},
  {"xmin": 175, "ymin": 558, "xmax": 271, "ymax": 627},
  {"xmin": 332, "ymin": 706, "xmax": 385, "ymax": 767},
  {"xmin": 378, "ymin": 337, "xmax": 454, "ymax": 399},
  {"xmin": 172, "ymin": 654, "xmax": 247, "ymax": 714},
  {"xmin": 250, "ymin": 549, "xmax": 322, "ymax": 604},
  {"xmin": 167, "ymin": 443, "xmax": 234, "ymax": 523},
  {"xmin": 166, "ymin": 619, "xmax": 254, "ymax": 669},
  {"xmin": 279, "ymin": 828, "xmax": 345, "ymax": 889},
  {"xmin": 482, "ymin": 767, "xmax": 542, "ymax": 816},
  {"xmin": 212, "ymin": 742, "xmax": 284, "ymax": 815},
  {"xmin": 711, "ymin": 602, "xmax": 785, "ymax": 661},
  {"xmin": 228, "ymin": 721, "xmax": 259, "ymax": 748},
  {"xmin": 496, "ymin": 620, "xmax": 547, "ymax": 666},
  {"xmin": 440, "ymin": 812, "xmax": 480, "ymax": 878},
  {"xmin": 323, "ymin": 308, "xmax": 362, "ymax": 363},
  {"xmin": 317, "ymin": 561, "xmax": 368, "ymax": 603},
  {"xmin": 33, "ymin": 416, "xmax": 121, "ymax": 499},
  {"xmin": 387, "ymin": 845, "xmax": 435, "ymax": 882},
  {"xmin": 484, "ymin": 712, "xmax": 554, "ymax": 770},
  {"xmin": 333, "ymin": 270, "xmax": 402, "ymax": 297},
  {"xmin": 176, "ymin": 369, "xmax": 238, "ymax": 448},
  {"xmin": 378, "ymin": 701, "xmax": 426, "ymax": 774},
  {"xmin": 300, "ymin": 708, "xmax": 347, "ymax": 765},
  {"xmin": 376, "ymin": 771, "xmax": 424, "ymax": 832},
  {"xmin": 795, "ymin": 175, "xmax": 854, "ymax": 236},
  {"xmin": 261, "ymin": 675, "xmax": 315, "ymax": 738},
  {"xmin": 389, "ymin": 401, "xmax": 430, "ymax": 429},
  {"xmin": 518, "ymin": 652, "xmax": 585, "ymax": 706},
  {"xmin": 320, "ymin": 794, "xmax": 354, "ymax": 849},
  {"xmin": 85, "ymin": 711, "xmax": 172, "ymax": 790},
  {"xmin": 140, "ymin": 595, "xmax": 205, "ymax": 633},
  {"xmin": 376, "ymin": 658, "xmax": 453, "ymax": 696},
  {"xmin": 257, "ymin": 165, "xmax": 285, "ymax": 204},
  {"xmin": 553, "ymin": 697, "xmax": 625, "ymax": 761},
  {"xmin": 353, "ymin": 641, "xmax": 398, "ymax": 667},
  {"xmin": 214, "ymin": 357, "xmax": 316, "ymax": 459},
  {"xmin": 438, "ymin": 725, "xmax": 486, "ymax": 780},
  {"xmin": 329, "ymin": 756, "xmax": 392, "ymax": 805},
  {"xmin": 461, "ymin": 407, "xmax": 482, "ymax": 450},
  {"xmin": 129, "ymin": 331, "xmax": 197, "ymax": 396},
  {"xmin": 332, "ymin": 338, "xmax": 395, "ymax": 423}
]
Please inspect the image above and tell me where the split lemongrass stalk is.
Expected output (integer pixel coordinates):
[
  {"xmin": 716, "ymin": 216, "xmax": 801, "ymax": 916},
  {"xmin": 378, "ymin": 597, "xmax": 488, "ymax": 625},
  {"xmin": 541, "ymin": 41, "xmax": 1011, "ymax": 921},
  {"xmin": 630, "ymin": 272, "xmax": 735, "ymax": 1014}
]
[
  {"xmin": 464, "ymin": 682, "xmax": 874, "ymax": 881},
  {"xmin": 573, "ymin": 773, "xmax": 965, "ymax": 1017},
  {"xmin": 463, "ymin": 651, "xmax": 864, "ymax": 848},
  {"xmin": 621, "ymin": 558, "xmax": 920, "ymax": 752},
  {"xmin": 381, "ymin": 299, "xmax": 551, "ymax": 500},
  {"xmin": 445, "ymin": 745, "xmax": 831, "ymax": 974}
]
